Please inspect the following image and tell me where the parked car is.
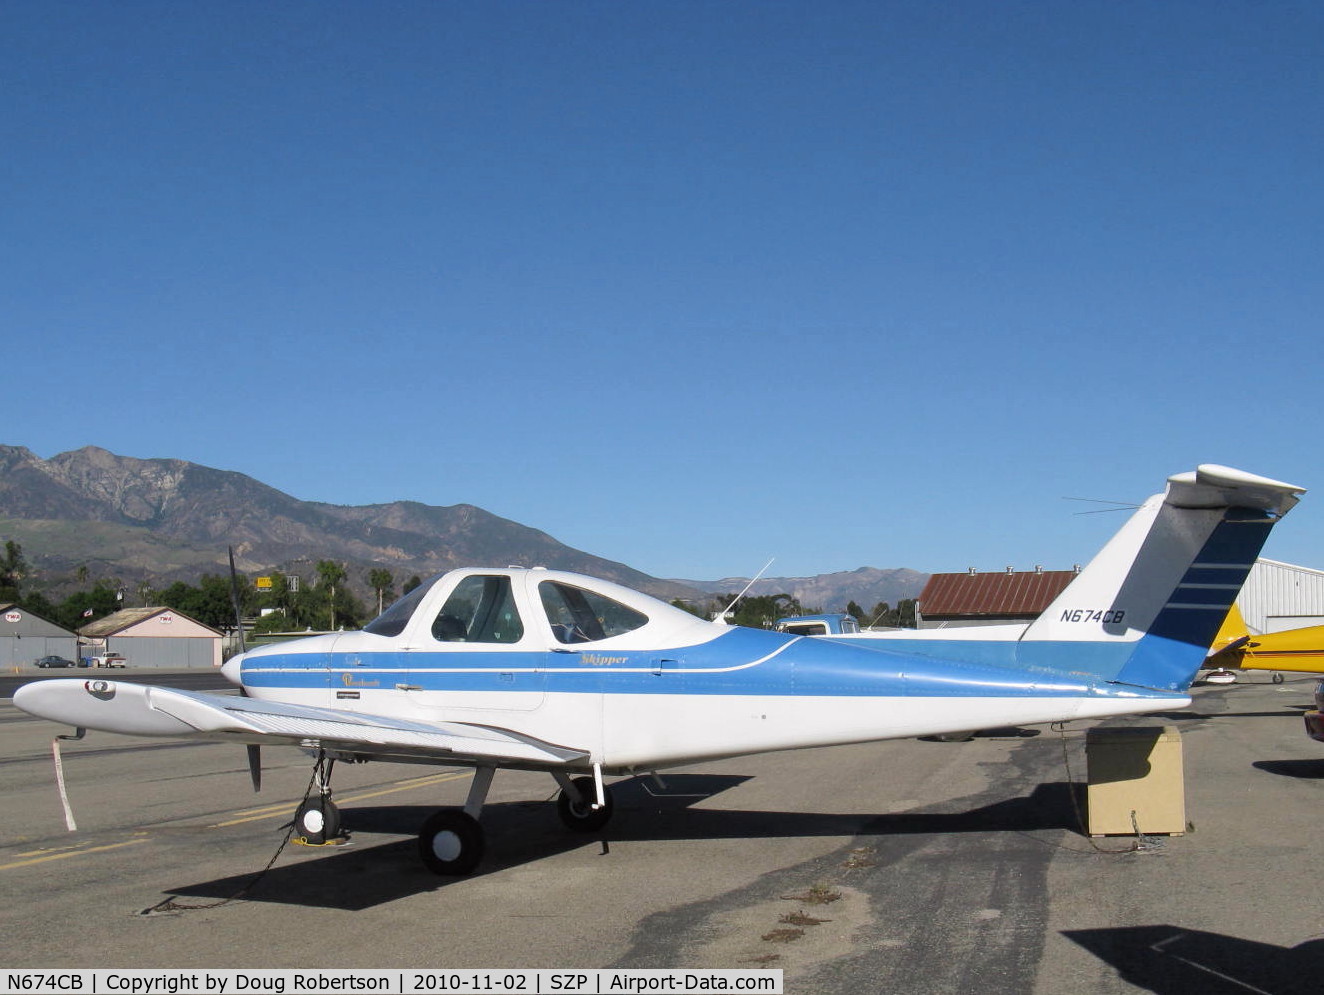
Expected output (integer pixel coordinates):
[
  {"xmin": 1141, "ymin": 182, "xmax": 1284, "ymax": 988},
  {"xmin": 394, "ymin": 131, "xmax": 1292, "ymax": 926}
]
[
  {"xmin": 90, "ymin": 654, "xmax": 127, "ymax": 668},
  {"xmin": 35, "ymin": 655, "xmax": 76, "ymax": 668},
  {"xmin": 1304, "ymin": 679, "xmax": 1324, "ymax": 742}
]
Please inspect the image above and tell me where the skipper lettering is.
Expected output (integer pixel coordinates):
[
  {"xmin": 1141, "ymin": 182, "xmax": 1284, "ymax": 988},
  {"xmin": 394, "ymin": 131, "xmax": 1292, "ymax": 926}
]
[{"xmin": 581, "ymin": 653, "xmax": 628, "ymax": 667}]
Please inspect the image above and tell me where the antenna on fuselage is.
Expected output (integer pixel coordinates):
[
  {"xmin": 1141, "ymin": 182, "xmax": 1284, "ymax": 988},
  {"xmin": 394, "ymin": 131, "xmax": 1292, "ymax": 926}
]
[{"xmin": 716, "ymin": 558, "xmax": 775, "ymax": 624}]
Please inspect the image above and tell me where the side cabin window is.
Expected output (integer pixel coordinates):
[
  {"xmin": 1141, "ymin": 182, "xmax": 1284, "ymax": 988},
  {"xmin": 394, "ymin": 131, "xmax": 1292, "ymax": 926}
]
[
  {"xmin": 782, "ymin": 622, "xmax": 829, "ymax": 636},
  {"xmin": 540, "ymin": 581, "xmax": 648, "ymax": 644},
  {"xmin": 431, "ymin": 575, "xmax": 525, "ymax": 644}
]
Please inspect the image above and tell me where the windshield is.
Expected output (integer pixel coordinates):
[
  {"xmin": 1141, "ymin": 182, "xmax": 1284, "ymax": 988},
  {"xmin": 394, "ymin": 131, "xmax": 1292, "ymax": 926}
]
[{"xmin": 362, "ymin": 574, "xmax": 445, "ymax": 637}]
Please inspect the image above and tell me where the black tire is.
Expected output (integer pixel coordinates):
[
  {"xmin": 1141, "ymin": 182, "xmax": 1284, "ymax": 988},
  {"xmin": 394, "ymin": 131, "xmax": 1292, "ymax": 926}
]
[
  {"xmin": 418, "ymin": 810, "xmax": 485, "ymax": 875},
  {"xmin": 294, "ymin": 797, "xmax": 340, "ymax": 845},
  {"xmin": 1273, "ymin": 672, "xmax": 1285, "ymax": 684},
  {"xmin": 557, "ymin": 775, "xmax": 614, "ymax": 832}
]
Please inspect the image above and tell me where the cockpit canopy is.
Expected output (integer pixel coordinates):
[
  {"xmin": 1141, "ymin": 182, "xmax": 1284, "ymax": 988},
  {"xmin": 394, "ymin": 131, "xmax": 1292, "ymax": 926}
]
[{"xmin": 361, "ymin": 567, "xmax": 702, "ymax": 649}]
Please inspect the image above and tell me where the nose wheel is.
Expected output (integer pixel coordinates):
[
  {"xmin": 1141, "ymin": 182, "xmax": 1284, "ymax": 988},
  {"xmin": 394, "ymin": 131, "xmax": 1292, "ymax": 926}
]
[
  {"xmin": 294, "ymin": 796, "xmax": 341, "ymax": 844},
  {"xmin": 293, "ymin": 752, "xmax": 342, "ymax": 845}
]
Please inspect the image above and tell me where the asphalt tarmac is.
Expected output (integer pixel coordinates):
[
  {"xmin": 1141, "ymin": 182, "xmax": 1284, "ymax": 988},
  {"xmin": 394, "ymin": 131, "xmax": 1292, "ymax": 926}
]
[
  {"xmin": 2, "ymin": 673, "xmax": 1322, "ymax": 993},
  {"xmin": 0, "ymin": 668, "xmax": 231, "ymax": 697}
]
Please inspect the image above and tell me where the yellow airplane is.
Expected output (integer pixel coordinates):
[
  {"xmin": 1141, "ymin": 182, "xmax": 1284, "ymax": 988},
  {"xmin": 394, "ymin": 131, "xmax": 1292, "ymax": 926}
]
[{"xmin": 1204, "ymin": 604, "xmax": 1324, "ymax": 683}]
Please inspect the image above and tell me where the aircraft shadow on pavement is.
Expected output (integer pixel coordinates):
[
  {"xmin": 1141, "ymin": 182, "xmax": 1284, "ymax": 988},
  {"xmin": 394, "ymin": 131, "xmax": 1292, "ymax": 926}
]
[
  {"xmin": 1063, "ymin": 924, "xmax": 1324, "ymax": 995},
  {"xmin": 160, "ymin": 774, "xmax": 752, "ymax": 911},
  {"xmin": 160, "ymin": 774, "xmax": 1081, "ymax": 911},
  {"xmin": 1140, "ymin": 708, "xmax": 1307, "ymax": 721},
  {"xmin": 1252, "ymin": 758, "xmax": 1324, "ymax": 779}
]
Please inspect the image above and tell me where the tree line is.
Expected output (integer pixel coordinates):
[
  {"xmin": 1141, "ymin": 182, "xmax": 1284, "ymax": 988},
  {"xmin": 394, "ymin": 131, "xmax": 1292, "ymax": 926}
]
[
  {"xmin": 673, "ymin": 591, "xmax": 917, "ymax": 629},
  {"xmin": 0, "ymin": 540, "xmax": 421, "ymax": 634}
]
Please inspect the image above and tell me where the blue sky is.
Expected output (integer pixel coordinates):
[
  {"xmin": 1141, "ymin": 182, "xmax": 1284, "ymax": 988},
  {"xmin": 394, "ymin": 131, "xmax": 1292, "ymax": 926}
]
[{"xmin": 5, "ymin": 1, "xmax": 1323, "ymax": 580}]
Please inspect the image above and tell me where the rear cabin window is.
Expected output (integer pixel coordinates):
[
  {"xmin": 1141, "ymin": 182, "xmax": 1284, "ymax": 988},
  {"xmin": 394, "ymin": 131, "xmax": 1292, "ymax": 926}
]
[
  {"xmin": 539, "ymin": 582, "xmax": 648, "ymax": 643},
  {"xmin": 431, "ymin": 575, "xmax": 525, "ymax": 644},
  {"xmin": 782, "ymin": 622, "xmax": 829, "ymax": 636}
]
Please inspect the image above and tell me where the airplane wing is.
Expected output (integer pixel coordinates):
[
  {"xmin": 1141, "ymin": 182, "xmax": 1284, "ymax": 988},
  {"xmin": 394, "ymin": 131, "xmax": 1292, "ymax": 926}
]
[{"xmin": 13, "ymin": 679, "xmax": 588, "ymax": 768}]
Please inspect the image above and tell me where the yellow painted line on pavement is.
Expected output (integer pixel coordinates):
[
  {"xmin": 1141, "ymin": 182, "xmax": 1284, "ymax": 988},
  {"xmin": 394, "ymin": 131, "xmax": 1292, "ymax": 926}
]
[
  {"xmin": 209, "ymin": 770, "xmax": 471, "ymax": 827},
  {"xmin": 0, "ymin": 771, "xmax": 474, "ymax": 871},
  {"xmin": 332, "ymin": 770, "xmax": 473, "ymax": 805},
  {"xmin": 15, "ymin": 841, "xmax": 93, "ymax": 857},
  {"xmin": 0, "ymin": 838, "xmax": 148, "ymax": 871}
]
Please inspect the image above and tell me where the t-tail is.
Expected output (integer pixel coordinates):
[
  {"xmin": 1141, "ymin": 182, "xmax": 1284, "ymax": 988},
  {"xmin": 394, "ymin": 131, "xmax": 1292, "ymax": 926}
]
[{"xmin": 1020, "ymin": 465, "xmax": 1305, "ymax": 693}]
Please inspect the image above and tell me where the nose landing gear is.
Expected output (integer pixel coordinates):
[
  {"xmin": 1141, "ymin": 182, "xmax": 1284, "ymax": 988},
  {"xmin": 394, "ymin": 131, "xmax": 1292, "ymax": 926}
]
[
  {"xmin": 290, "ymin": 756, "xmax": 618, "ymax": 875},
  {"xmin": 293, "ymin": 754, "xmax": 342, "ymax": 845}
]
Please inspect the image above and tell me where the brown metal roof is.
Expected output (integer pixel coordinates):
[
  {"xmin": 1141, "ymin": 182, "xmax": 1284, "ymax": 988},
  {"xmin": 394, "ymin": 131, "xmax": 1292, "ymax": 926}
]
[{"xmin": 918, "ymin": 569, "xmax": 1078, "ymax": 620}]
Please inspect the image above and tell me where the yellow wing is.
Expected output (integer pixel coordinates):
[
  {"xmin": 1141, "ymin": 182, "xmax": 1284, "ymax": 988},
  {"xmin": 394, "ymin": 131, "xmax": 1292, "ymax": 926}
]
[{"xmin": 1207, "ymin": 604, "xmax": 1324, "ymax": 675}]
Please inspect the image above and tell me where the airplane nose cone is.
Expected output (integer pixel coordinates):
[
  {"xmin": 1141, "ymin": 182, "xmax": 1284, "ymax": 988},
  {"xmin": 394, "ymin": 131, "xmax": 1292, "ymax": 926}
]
[{"xmin": 221, "ymin": 652, "xmax": 246, "ymax": 687}]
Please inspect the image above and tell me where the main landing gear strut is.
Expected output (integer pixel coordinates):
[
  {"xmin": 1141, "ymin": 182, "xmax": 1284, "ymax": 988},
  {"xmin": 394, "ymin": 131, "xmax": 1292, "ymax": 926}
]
[
  {"xmin": 414, "ymin": 765, "xmax": 615, "ymax": 876},
  {"xmin": 289, "ymin": 757, "xmax": 616, "ymax": 875}
]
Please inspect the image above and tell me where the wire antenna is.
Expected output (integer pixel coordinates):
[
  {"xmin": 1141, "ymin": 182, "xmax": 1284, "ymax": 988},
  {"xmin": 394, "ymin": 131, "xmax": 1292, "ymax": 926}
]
[
  {"xmin": 1063, "ymin": 497, "xmax": 1141, "ymax": 516},
  {"xmin": 721, "ymin": 558, "xmax": 776, "ymax": 620}
]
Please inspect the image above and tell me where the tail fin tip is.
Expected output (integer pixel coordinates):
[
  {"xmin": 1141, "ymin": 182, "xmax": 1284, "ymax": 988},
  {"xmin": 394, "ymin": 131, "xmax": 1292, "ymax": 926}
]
[{"xmin": 1167, "ymin": 465, "xmax": 1305, "ymax": 515}]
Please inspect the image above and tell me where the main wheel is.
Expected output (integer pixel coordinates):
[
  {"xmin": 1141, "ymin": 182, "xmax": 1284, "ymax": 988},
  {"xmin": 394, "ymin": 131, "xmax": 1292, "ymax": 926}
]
[
  {"xmin": 294, "ymin": 797, "xmax": 340, "ymax": 844},
  {"xmin": 418, "ymin": 810, "xmax": 485, "ymax": 875},
  {"xmin": 1273, "ymin": 672, "xmax": 1285, "ymax": 684},
  {"xmin": 557, "ymin": 775, "xmax": 614, "ymax": 832}
]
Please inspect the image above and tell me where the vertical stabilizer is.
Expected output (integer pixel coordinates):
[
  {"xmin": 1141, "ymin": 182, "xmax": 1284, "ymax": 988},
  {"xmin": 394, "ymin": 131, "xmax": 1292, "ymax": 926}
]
[{"xmin": 1021, "ymin": 466, "xmax": 1304, "ymax": 691}]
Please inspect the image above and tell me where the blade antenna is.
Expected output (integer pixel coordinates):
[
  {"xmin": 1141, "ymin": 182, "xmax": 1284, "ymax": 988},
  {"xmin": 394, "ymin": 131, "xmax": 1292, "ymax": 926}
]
[{"xmin": 720, "ymin": 558, "xmax": 775, "ymax": 620}]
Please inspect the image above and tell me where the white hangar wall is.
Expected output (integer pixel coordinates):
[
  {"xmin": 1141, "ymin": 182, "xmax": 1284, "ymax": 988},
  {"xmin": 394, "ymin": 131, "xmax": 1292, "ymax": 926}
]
[{"xmin": 1238, "ymin": 559, "xmax": 1324, "ymax": 633}]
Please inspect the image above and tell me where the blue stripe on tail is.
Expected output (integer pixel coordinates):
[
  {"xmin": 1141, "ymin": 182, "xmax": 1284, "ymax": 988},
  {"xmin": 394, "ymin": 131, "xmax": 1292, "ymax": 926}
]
[{"xmin": 1111, "ymin": 508, "xmax": 1275, "ymax": 691}]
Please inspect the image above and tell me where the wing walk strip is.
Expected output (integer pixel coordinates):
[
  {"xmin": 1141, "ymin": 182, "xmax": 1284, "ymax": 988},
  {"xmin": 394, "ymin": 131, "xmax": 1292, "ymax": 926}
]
[{"xmin": 0, "ymin": 770, "xmax": 471, "ymax": 871}]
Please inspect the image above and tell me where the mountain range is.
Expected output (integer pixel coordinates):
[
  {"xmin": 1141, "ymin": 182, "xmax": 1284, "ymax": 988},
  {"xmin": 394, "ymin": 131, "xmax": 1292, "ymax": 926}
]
[{"xmin": 0, "ymin": 445, "xmax": 927, "ymax": 611}]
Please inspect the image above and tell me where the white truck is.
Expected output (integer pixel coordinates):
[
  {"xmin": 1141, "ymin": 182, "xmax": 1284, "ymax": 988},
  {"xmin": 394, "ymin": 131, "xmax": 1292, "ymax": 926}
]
[{"xmin": 89, "ymin": 653, "xmax": 127, "ymax": 668}]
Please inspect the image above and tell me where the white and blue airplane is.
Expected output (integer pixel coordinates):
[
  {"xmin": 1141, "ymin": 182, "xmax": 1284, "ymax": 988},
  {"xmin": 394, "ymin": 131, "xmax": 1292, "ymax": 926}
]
[{"xmin": 14, "ymin": 465, "xmax": 1304, "ymax": 874}]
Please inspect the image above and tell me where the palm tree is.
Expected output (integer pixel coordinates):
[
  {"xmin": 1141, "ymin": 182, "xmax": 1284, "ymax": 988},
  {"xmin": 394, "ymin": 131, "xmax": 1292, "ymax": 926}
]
[
  {"xmin": 316, "ymin": 560, "xmax": 347, "ymax": 630},
  {"xmin": 367, "ymin": 568, "xmax": 394, "ymax": 616}
]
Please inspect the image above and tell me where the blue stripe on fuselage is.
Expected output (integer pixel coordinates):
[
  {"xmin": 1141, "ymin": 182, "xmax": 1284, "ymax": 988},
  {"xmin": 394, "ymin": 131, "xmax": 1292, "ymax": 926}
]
[{"xmin": 240, "ymin": 626, "xmax": 1172, "ymax": 702}]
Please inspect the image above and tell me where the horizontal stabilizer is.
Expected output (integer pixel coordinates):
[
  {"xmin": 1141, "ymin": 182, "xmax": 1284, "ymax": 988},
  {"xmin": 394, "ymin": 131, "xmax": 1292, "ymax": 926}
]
[{"xmin": 1164, "ymin": 464, "xmax": 1304, "ymax": 515}]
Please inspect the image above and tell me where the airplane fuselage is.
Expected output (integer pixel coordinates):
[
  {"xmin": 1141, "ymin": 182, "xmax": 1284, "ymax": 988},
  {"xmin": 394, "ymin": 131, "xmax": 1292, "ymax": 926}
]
[{"xmin": 238, "ymin": 624, "xmax": 1183, "ymax": 772}]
